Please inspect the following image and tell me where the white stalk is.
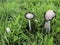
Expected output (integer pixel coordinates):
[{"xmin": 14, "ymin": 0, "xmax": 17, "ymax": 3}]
[
  {"xmin": 28, "ymin": 20, "xmax": 31, "ymax": 30},
  {"xmin": 48, "ymin": 21, "xmax": 50, "ymax": 32}
]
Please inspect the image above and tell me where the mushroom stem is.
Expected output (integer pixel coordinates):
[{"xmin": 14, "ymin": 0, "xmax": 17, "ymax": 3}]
[
  {"xmin": 48, "ymin": 21, "xmax": 50, "ymax": 32},
  {"xmin": 28, "ymin": 20, "xmax": 31, "ymax": 30}
]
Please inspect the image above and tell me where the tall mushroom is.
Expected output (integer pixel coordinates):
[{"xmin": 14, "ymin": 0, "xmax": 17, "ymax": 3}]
[
  {"xmin": 25, "ymin": 12, "xmax": 34, "ymax": 31},
  {"xmin": 44, "ymin": 10, "xmax": 55, "ymax": 32}
]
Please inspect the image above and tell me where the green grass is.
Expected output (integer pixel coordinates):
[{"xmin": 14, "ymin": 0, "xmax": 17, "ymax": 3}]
[{"xmin": 0, "ymin": 0, "xmax": 60, "ymax": 45}]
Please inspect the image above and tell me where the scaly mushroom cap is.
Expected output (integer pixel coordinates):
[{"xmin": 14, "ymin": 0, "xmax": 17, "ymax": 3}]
[
  {"xmin": 45, "ymin": 10, "xmax": 55, "ymax": 20},
  {"xmin": 25, "ymin": 13, "xmax": 34, "ymax": 19}
]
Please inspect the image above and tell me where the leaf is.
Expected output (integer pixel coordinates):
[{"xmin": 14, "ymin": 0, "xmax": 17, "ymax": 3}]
[
  {"xmin": 48, "ymin": 37, "xmax": 53, "ymax": 45},
  {"xmin": 13, "ymin": 36, "xmax": 19, "ymax": 42},
  {"xmin": 32, "ymin": 41, "xmax": 37, "ymax": 45},
  {"xmin": 57, "ymin": 27, "xmax": 60, "ymax": 33},
  {"xmin": 23, "ymin": 42, "xmax": 27, "ymax": 45},
  {"xmin": 21, "ymin": 33, "xmax": 30, "ymax": 40},
  {"xmin": 43, "ymin": 35, "xmax": 48, "ymax": 45}
]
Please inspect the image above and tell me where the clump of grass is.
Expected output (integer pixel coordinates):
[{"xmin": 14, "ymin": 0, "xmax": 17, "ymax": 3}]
[{"xmin": 0, "ymin": 0, "xmax": 60, "ymax": 45}]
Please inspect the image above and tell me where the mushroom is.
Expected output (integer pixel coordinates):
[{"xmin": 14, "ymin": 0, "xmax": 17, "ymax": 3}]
[
  {"xmin": 44, "ymin": 21, "xmax": 50, "ymax": 32},
  {"xmin": 6, "ymin": 27, "xmax": 10, "ymax": 33},
  {"xmin": 45, "ymin": 10, "xmax": 55, "ymax": 20},
  {"xmin": 25, "ymin": 12, "xmax": 34, "ymax": 31},
  {"xmin": 44, "ymin": 10, "xmax": 55, "ymax": 32}
]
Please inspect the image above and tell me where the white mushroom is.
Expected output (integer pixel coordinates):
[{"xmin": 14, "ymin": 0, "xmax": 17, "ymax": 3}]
[
  {"xmin": 44, "ymin": 21, "xmax": 49, "ymax": 30},
  {"xmin": 44, "ymin": 10, "xmax": 56, "ymax": 32},
  {"xmin": 45, "ymin": 10, "xmax": 55, "ymax": 20},
  {"xmin": 25, "ymin": 13, "xmax": 34, "ymax": 31},
  {"xmin": 44, "ymin": 21, "xmax": 51, "ymax": 32},
  {"xmin": 35, "ymin": 19, "xmax": 38, "ymax": 22},
  {"xmin": 6, "ymin": 27, "xmax": 10, "ymax": 33},
  {"xmin": 25, "ymin": 13, "xmax": 34, "ymax": 19}
]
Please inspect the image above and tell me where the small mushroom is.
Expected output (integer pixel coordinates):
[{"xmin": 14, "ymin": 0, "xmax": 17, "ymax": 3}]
[
  {"xmin": 25, "ymin": 12, "xmax": 34, "ymax": 31},
  {"xmin": 44, "ymin": 21, "xmax": 50, "ymax": 32},
  {"xmin": 6, "ymin": 27, "xmax": 10, "ymax": 33},
  {"xmin": 45, "ymin": 10, "xmax": 55, "ymax": 21},
  {"xmin": 44, "ymin": 10, "xmax": 55, "ymax": 32}
]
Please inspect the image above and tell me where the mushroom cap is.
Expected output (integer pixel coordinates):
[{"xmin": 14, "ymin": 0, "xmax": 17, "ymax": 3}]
[
  {"xmin": 25, "ymin": 13, "xmax": 34, "ymax": 19},
  {"xmin": 35, "ymin": 19, "xmax": 38, "ymax": 22},
  {"xmin": 45, "ymin": 10, "xmax": 55, "ymax": 20},
  {"xmin": 6, "ymin": 27, "xmax": 10, "ymax": 33},
  {"xmin": 44, "ymin": 21, "xmax": 49, "ymax": 29}
]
